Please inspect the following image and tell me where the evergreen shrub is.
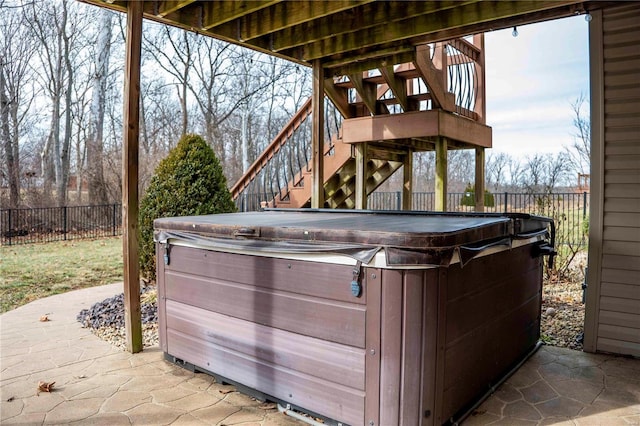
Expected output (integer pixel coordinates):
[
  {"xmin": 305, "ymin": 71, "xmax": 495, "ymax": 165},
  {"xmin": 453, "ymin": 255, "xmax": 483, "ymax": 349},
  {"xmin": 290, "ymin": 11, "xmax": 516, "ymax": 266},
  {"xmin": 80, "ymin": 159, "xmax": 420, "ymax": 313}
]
[{"xmin": 138, "ymin": 134, "xmax": 237, "ymax": 282}]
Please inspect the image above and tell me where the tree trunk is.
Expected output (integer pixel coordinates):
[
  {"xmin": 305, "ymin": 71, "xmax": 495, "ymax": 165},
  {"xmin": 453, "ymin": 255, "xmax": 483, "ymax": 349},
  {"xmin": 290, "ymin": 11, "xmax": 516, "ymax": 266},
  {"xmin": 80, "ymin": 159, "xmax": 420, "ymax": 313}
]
[
  {"xmin": 0, "ymin": 64, "xmax": 20, "ymax": 207},
  {"xmin": 87, "ymin": 9, "xmax": 112, "ymax": 204}
]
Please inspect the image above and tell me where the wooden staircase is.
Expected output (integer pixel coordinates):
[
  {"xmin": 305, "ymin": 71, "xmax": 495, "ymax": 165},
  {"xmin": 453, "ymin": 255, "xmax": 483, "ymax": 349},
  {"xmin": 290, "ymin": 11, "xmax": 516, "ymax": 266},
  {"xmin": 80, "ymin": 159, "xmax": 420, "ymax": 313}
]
[{"xmin": 231, "ymin": 35, "xmax": 491, "ymax": 210}]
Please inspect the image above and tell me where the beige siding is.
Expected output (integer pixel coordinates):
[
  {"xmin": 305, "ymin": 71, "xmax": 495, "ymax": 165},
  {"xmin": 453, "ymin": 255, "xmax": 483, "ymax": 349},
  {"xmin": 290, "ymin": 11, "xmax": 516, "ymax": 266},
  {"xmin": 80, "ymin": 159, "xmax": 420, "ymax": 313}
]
[{"xmin": 590, "ymin": 3, "xmax": 640, "ymax": 357}]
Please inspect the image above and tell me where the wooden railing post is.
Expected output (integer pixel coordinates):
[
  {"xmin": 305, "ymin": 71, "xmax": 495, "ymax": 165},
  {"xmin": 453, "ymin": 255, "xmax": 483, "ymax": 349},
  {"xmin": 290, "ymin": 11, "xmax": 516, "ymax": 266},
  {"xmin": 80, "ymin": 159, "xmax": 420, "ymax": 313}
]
[{"xmin": 311, "ymin": 60, "xmax": 325, "ymax": 209}]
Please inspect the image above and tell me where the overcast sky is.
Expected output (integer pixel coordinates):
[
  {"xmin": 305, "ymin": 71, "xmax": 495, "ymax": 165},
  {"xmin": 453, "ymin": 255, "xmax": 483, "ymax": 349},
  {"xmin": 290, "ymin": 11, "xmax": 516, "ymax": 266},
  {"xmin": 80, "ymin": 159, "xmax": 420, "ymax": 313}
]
[{"xmin": 484, "ymin": 15, "xmax": 590, "ymax": 157}]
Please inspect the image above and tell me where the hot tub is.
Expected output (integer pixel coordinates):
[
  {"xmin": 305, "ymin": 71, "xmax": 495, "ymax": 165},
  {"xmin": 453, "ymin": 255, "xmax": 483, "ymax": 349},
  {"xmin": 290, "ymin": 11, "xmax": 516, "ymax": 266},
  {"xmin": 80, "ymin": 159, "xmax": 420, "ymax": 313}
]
[{"xmin": 154, "ymin": 209, "xmax": 554, "ymax": 425}]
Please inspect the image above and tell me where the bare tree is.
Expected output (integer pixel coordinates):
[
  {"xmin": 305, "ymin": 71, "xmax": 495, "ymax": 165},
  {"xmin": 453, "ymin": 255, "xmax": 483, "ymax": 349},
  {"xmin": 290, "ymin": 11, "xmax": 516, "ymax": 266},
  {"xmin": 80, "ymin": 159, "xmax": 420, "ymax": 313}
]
[
  {"xmin": 486, "ymin": 152, "xmax": 510, "ymax": 192},
  {"xmin": 564, "ymin": 93, "xmax": 590, "ymax": 181},
  {"xmin": 143, "ymin": 25, "xmax": 195, "ymax": 137},
  {"xmin": 26, "ymin": 0, "xmax": 84, "ymax": 206},
  {"xmin": 521, "ymin": 152, "xmax": 570, "ymax": 194},
  {"xmin": 1, "ymin": 5, "xmax": 38, "ymax": 207},
  {"xmin": 86, "ymin": 8, "xmax": 113, "ymax": 204}
]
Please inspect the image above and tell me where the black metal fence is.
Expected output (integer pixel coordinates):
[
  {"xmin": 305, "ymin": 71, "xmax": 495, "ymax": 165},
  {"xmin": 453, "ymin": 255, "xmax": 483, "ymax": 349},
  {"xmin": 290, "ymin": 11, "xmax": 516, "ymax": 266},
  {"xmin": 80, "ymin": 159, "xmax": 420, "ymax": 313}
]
[
  {"xmin": 1, "ymin": 204, "xmax": 121, "ymax": 246},
  {"xmin": 2, "ymin": 192, "xmax": 589, "ymax": 248}
]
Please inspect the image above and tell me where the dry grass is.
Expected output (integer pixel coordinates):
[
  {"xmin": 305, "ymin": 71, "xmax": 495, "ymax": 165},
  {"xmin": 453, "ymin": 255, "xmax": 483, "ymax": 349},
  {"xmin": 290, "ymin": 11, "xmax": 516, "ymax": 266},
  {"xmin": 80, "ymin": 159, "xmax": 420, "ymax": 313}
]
[{"xmin": 0, "ymin": 237, "xmax": 123, "ymax": 313}]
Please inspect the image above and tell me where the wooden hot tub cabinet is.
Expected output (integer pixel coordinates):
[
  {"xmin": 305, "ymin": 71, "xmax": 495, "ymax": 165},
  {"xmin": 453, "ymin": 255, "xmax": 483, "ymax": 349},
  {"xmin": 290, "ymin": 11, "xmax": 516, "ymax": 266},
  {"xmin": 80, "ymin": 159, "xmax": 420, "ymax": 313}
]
[{"xmin": 155, "ymin": 210, "xmax": 554, "ymax": 425}]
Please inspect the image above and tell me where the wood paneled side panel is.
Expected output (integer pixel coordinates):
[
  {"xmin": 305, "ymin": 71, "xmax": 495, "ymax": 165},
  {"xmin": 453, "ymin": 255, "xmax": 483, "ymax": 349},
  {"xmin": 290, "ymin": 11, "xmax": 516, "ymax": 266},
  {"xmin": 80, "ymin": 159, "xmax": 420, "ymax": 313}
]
[
  {"xmin": 156, "ymin": 244, "xmax": 168, "ymax": 352},
  {"xmin": 422, "ymin": 269, "xmax": 439, "ymax": 426},
  {"xmin": 599, "ymin": 323, "xmax": 640, "ymax": 344},
  {"xmin": 446, "ymin": 244, "xmax": 539, "ymax": 302},
  {"xmin": 379, "ymin": 269, "xmax": 403, "ymax": 426},
  {"xmin": 400, "ymin": 270, "xmax": 424, "ymax": 425},
  {"xmin": 600, "ymin": 310, "xmax": 640, "ymax": 329},
  {"xmin": 445, "ymin": 245, "xmax": 540, "ymax": 344},
  {"xmin": 165, "ymin": 300, "xmax": 365, "ymax": 389},
  {"xmin": 165, "ymin": 245, "xmax": 364, "ymax": 304},
  {"xmin": 364, "ymin": 268, "xmax": 382, "ymax": 426},
  {"xmin": 442, "ymin": 300, "xmax": 541, "ymax": 421},
  {"xmin": 167, "ymin": 330, "xmax": 365, "ymax": 426},
  {"xmin": 603, "ymin": 212, "xmax": 640, "ymax": 227},
  {"xmin": 164, "ymin": 271, "xmax": 366, "ymax": 347},
  {"xmin": 445, "ymin": 267, "xmax": 541, "ymax": 345}
]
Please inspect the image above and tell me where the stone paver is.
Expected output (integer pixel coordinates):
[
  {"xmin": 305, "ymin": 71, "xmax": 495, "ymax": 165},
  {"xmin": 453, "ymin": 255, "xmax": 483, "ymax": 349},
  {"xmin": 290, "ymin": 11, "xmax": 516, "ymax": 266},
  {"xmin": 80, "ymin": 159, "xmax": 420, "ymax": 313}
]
[{"xmin": 2, "ymin": 283, "xmax": 638, "ymax": 425}]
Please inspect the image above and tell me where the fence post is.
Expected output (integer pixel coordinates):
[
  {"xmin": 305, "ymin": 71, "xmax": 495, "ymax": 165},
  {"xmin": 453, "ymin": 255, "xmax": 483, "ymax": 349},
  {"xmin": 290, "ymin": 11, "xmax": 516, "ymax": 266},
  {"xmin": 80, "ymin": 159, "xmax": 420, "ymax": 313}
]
[
  {"xmin": 583, "ymin": 191, "xmax": 588, "ymax": 218},
  {"xmin": 7, "ymin": 209, "xmax": 12, "ymax": 246},
  {"xmin": 63, "ymin": 206, "xmax": 68, "ymax": 241},
  {"xmin": 112, "ymin": 204, "xmax": 117, "ymax": 236},
  {"xmin": 504, "ymin": 192, "xmax": 508, "ymax": 213}
]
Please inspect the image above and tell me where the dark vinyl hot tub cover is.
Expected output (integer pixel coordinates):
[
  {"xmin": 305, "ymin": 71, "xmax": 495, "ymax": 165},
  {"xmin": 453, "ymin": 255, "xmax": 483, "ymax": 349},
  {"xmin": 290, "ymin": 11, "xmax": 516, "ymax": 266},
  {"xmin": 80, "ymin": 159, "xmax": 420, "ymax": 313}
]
[{"xmin": 154, "ymin": 210, "xmax": 553, "ymax": 268}]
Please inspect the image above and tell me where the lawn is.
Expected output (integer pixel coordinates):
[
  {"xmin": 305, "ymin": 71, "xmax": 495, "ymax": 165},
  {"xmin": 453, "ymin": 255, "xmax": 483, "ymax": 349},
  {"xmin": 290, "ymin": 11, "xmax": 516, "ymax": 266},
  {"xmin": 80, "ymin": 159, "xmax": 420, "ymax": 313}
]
[{"xmin": 0, "ymin": 237, "xmax": 123, "ymax": 313}]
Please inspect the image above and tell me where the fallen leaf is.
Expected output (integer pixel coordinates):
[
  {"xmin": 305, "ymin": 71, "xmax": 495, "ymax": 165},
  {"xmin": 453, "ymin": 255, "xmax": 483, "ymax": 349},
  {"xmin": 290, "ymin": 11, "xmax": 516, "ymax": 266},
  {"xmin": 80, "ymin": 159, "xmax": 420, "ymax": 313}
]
[
  {"xmin": 218, "ymin": 389, "xmax": 234, "ymax": 395},
  {"xmin": 37, "ymin": 381, "xmax": 55, "ymax": 396},
  {"xmin": 39, "ymin": 315, "xmax": 49, "ymax": 322}
]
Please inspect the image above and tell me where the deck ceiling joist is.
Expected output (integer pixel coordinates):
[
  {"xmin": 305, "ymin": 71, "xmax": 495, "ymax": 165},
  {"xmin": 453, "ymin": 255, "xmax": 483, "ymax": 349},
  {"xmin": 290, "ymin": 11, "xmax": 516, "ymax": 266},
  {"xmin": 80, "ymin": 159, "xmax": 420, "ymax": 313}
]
[{"xmin": 80, "ymin": 0, "xmax": 595, "ymax": 75}]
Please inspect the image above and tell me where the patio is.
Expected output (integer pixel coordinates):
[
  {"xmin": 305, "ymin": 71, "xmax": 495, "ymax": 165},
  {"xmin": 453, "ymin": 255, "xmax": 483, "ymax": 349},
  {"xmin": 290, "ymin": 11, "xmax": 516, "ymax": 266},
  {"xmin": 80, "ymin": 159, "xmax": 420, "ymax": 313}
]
[{"xmin": 1, "ymin": 283, "xmax": 639, "ymax": 425}]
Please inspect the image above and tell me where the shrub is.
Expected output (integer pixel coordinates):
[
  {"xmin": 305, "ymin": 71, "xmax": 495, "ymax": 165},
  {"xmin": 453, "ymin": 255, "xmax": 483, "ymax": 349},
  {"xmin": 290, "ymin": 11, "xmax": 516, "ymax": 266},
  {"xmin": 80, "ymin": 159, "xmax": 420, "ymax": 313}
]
[
  {"xmin": 460, "ymin": 184, "xmax": 495, "ymax": 208},
  {"xmin": 138, "ymin": 134, "xmax": 237, "ymax": 282}
]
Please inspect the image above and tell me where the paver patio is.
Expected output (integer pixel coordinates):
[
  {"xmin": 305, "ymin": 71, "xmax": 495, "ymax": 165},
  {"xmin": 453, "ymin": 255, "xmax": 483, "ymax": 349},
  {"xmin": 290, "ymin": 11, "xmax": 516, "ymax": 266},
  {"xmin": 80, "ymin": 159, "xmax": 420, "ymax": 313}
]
[{"xmin": 1, "ymin": 283, "xmax": 638, "ymax": 425}]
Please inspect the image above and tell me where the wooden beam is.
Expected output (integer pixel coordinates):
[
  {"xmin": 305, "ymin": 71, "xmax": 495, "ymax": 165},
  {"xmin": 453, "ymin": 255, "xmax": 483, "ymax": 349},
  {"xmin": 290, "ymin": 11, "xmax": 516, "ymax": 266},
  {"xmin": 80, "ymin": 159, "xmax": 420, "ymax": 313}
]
[
  {"xmin": 349, "ymin": 73, "xmax": 378, "ymax": 116},
  {"xmin": 298, "ymin": 1, "xmax": 580, "ymax": 62},
  {"xmin": 324, "ymin": 49, "xmax": 415, "ymax": 76},
  {"xmin": 200, "ymin": 1, "xmax": 280, "ymax": 30},
  {"xmin": 475, "ymin": 147, "xmax": 485, "ymax": 212},
  {"xmin": 153, "ymin": 1, "xmax": 197, "ymax": 18},
  {"xmin": 122, "ymin": 0, "xmax": 143, "ymax": 354},
  {"xmin": 268, "ymin": 0, "xmax": 463, "ymax": 52},
  {"xmin": 311, "ymin": 60, "xmax": 325, "ymax": 209},
  {"xmin": 413, "ymin": 44, "xmax": 455, "ymax": 112},
  {"xmin": 435, "ymin": 138, "xmax": 447, "ymax": 212},
  {"xmin": 355, "ymin": 143, "xmax": 368, "ymax": 210},
  {"xmin": 342, "ymin": 110, "xmax": 492, "ymax": 148},
  {"xmin": 379, "ymin": 65, "xmax": 412, "ymax": 112},
  {"xmin": 323, "ymin": 78, "xmax": 353, "ymax": 118},
  {"xmin": 403, "ymin": 150, "xmax": 413, "ymax": 210},
  {"xmin": 210, "ymin": 0, "xmax": 373, "ymax": 41}
]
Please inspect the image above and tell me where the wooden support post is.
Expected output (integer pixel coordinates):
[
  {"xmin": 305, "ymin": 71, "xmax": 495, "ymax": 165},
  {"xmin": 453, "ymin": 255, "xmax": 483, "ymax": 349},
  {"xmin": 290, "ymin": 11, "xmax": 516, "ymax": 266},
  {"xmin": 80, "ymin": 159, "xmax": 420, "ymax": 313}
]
[
  {"xmin": 355, "ymin": 143, "xmax": 368, "ymax": 210},
  {"xmin": 122, "ymin": 1, "xmax": 143, "ymax": 354},
  {"xmin": 311, "ymin": 60, "xmax": 325, "ymax": 209},
  {"xmin": 475, "ymin": 147, "xmax": 485, "ymax": 212},
  {"xmin": 435, "ymin": 138, "xmax": 447, "ymax": 212},
  {"xmin": 402, "ymin": 151, "xmax": 413, "ymax": 210}
]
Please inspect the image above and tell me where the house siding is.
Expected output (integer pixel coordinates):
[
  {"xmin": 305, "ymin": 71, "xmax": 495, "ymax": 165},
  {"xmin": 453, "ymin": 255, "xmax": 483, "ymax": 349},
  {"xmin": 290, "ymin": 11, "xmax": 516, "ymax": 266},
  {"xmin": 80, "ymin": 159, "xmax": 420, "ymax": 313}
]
[{"xmin": 585, "ymin": 3, "xmax": 640, "ymax": 357}]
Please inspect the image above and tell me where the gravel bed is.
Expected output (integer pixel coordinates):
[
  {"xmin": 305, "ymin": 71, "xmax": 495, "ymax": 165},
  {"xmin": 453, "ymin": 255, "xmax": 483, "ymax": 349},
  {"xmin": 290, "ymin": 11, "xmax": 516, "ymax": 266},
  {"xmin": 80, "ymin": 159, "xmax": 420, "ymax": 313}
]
[
  {"xmin": 77, "ymin": 286, "xmax": 159, "ymax": 350},
  {"xmin": 540, "ymin": 271, "xmax": 586, "ymax": 351}
]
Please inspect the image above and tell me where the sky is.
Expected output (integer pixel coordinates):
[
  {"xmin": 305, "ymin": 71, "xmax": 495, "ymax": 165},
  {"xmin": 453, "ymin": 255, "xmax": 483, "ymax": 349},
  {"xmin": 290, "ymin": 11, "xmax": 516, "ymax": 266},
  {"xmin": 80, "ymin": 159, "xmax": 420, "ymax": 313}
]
[{"xmin": 484, "ymin": 15, "xmax": 590, "ymax": 157}]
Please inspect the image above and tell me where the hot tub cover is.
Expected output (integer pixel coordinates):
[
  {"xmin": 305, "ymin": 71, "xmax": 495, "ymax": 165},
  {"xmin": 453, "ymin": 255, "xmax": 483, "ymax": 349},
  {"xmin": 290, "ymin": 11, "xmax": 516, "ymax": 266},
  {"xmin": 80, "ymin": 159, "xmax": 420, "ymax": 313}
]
[{"xmin": 154, "ymin": 209, "xmax": 552, "ymax": 267}]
